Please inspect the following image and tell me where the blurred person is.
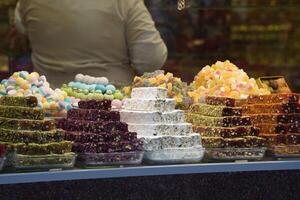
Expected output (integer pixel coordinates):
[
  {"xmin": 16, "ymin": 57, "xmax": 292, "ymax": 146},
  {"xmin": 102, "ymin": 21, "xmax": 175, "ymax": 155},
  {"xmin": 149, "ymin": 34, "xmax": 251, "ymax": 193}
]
[{"xmin": 14, "ymin": 0, "xmax": 167, "ymax": 87}]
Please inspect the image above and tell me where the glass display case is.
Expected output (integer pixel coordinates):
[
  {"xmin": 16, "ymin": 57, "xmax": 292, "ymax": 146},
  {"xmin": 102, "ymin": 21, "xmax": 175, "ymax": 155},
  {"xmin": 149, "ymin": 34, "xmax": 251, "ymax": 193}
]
[{"xmin": 146, "ymin": 0, "xmax": 300, "ymax": 92}]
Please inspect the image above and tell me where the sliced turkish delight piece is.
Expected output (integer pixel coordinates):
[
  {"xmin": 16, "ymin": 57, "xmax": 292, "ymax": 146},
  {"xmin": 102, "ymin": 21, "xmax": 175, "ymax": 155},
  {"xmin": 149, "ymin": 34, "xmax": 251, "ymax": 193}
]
[
  {"xmin": 0, "ymin": 96, "xmax": 38, "ymax": 107},
  {"xmin": 190, "ymin": 103, "xmax": 242, "ymax": 117},
  {"xmin": 131, "ymin": 87, "xmax": 167, "ymax": 99},
  {"xmin": 67, "ymin": 109, "xmax": 120, "ymax": 121},
  {"xmin": 247, "ymin": 93, "xmax": 299, "ymax": 104},
  {"xmin": 201, "ymin": 137, "xmax": 224, "ymax": 148},
  {"xmin": 205, "ymin": 96, "xmax": 246, "ymax": 107},
  {"xmin": 0, "ymin": 117, "xmax": 55, "ymax": 131},
  {"xmin": 0, "ymin": 128, "xmax": 64, "ymax": 143},
  {"xmin": 123, "ymin": 98, "xmax": 175, "ymax": 112},
  {"xmin": 78, "ymin": 100, "xmax": 111, "ymax": 110},
  {"xmin": 249, "ymin": 114, "xmax": 300, "ymax": 124},
  {"xmin": 242, "ymin": 103, "xmax": 300, "ymax": 115},
  {"xmin": 186, "ymin": 113, "xmax": 251, "ymax": 127},
  {"xmin": 243, "ymin": 136, "xmax": 266, "ymax": 147},
  {"xmin": 193, "ymin": 126, "xmax": 259, "ymax": 138},
  {"xmin": 0, "ymin": 105, "xmax": 44, "ymax": 120},
  {"xmin": 65, "ymin": 131, "xmax": 108, "ymax": 143}
]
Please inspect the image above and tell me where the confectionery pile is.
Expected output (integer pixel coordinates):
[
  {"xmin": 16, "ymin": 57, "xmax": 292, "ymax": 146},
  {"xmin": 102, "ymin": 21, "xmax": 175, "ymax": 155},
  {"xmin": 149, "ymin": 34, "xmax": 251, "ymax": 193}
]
[
  {"xmin": 242, "ymin": 94, "xmax": 300, "ymax": 155},
  {"xmin": 0, "ymin": 96, "xmax": 74, "ymax": 169},
  {"xmin": 121, "ymin": 87, "xmax": 203, "ymax": 163},
  {"xmin": 56, "ymin": 99, "xmax": 144, "ymax": 165},
  {"xmin": 186, "ymin": 96, "xmax": 266, "ymax": 160},
  {"xmin": 0, "ymin": 71, "xmax": 79, "ymax": 117},
  {"xmin": 188, "ymin": 60, "xmax": 270, "ymax": 103},
  {"xmin": 61, "ymin": 74, "xmax": 124, "ymax": 109},
  {"xmin": 123, "ymin": 71, "xmax": 189, "ymax": 108}
]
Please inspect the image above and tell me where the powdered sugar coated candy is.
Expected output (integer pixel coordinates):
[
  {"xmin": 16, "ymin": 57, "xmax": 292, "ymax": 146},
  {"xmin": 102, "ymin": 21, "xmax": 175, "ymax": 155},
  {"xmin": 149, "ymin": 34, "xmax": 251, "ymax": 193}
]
[
  {"xmin": 75, "ymin": 74, "xmax": 84, "ymax": 82},
  {"xmin": 111, "ymin": 99, "xmax": 123, "ymax": 109}
]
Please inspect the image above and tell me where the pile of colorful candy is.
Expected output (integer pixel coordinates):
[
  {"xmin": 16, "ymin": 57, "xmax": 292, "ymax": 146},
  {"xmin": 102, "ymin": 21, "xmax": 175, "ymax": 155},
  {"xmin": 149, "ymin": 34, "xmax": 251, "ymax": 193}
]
[
  {"xmin": 123, "ymin": 71, "xmax": 189, "ymax": 107},
  {"xmin": 0, "ymin": 71, "xmax": 79, "ymax": 117},
  {"xmin": 188, "ymin": 60, "xmax": 271, "ymax": 103},
  {"xmin": 61, "ymin": 74, "xmax": 124, "ymax": 109}
]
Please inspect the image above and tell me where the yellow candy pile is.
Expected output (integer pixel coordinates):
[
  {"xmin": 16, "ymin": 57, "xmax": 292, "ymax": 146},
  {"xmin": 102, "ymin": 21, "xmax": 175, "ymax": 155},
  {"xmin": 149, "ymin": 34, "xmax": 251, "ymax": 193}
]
[{"xmin": 188, "ymin": 60, "xmax": 270, "ymax": 103}]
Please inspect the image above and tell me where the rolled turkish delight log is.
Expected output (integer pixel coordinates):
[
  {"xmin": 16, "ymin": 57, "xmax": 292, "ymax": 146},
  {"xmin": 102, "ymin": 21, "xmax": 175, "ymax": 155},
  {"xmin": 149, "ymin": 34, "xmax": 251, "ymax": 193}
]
[
  {"xmin": 205, "ymin": 96, "xmax": 246, "ymax": 107},
  {"xmin": 57, "ymin": 119, "xmax": 128, "ymax": 133},
  {"xmin": 190, "ymin": 103, "xmax": 242, "ymax": 117},
  {"xmin": 67, "ymin": 109, "xmax": 120, "ymax": 121},
  {"xmin": 242, "ymin": 103, "xmax": 300, "ymax": 115},
  {"xmin": 78, "ymin": 100, "xmax": 111, "ymax": 110},
  {"xmin": 249, "ymin": 114, "xmax": 300, "ymax": 124},
  {"xmin": 0, "ymin": 141, "xmax": 72, "ymax": 155},
  {"xmin": 276, "ymin": 123, "xmax": 300, "ymax": 134},
  {"xmin": 65, "ymin": 131, "xmax": 137, "ymax": 143},
  {"xmin": 0, "ymin": 96, "xmax": 38, "ymax": 107},
  {"xmin": 193, "ymin": 126, "xmax": 260, "ymax": 138},
  {"xmin": 0, "ymin": 117, "xmax": 55, "ymax": 131},
  {"xmin": 186, "ymin": 113, "xmax": 251, "ymax": 127},
  {"xmin": 0, "ymin": 105, "xmax": 44, "ymax": 120},
  {"xmin": 0, "ymin": 128, "xmax": 65, "ymax": 143},
  {"xmin": 247, "ymin": 93, "xmax": 299, "ymax": 104}
]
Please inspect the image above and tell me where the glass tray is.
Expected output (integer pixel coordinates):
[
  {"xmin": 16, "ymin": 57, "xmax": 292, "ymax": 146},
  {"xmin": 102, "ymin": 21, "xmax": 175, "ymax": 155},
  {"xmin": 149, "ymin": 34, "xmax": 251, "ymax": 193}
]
[
  {"xmin": 269, "ymin": 145, "xmax": 300, "ymax": 158},
  {"xmin": 143, "ymin": 146, "xmax": 205, "ymax": 164},
  {"xmin": 13, "ymin": 153, "xmax": 76, "ymax": 170},
  {"xmin": 205, "ymin": 148, "xmax": 267, "ymax": 161},
  {"xmin": 0, "ymin": 157, "xmax": 5, "ymax": 171},
  {"xmin": 76, "ymin": 151, "xmax": 144, "ymax": 166}
]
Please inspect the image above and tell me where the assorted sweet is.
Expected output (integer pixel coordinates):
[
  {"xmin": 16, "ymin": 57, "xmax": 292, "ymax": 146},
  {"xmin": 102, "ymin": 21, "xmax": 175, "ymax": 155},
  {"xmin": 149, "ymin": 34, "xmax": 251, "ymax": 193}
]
[
  {"xmin": 123, "ymin": 71, "xmax": 189, "ymax": 108},
  {"xmin": 188, "ymin": 60, "xmax": 270, "ymax": 103},
  {"xmin": 61, "ymin": 74, "xmax": 124, "ymax": 109},
  {"xmin": 186, "ymin": 96, "xmax": 266, "ymax": 160},
  {"xmin": 0, "ymin": 71, "xmax": 79, "ymax": 117},
  {"xmin": 0, "ymin": 96, "xmax": 73, "ymax": 168},
  {"xmin": 242, "ymin": 93, "xmax": 300, "ymax": 156},
  {"xmin": 256, "ymin": 76, "xmax": 291, "ymax": 93},
  {"xmin": 120, "ymin": 87, "xmax": 203, "ymax": 163},
  {"xmin": 56, "ymin": 99, "xmax": 143, "ymax": 165}
]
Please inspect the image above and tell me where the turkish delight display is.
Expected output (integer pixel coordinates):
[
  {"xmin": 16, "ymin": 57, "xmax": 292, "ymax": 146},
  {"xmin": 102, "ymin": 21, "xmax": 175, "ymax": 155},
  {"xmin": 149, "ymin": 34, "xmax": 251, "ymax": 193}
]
[
  {"xmin": 242, "ymin": 93, "xmax": 300, "ymax": 158},
  {"xmin": 120, "ymin": 87, "xmax": 204, "ymax": 164},
  {"xmin": 0, "ymin": 71, "xmax": 80, "ymax": 117},
  {"xmin": 61, "ymin": 74, "xmax": 124, "ymax": 110},
  {"xmin": 187, "ymin": 96, "xmax": 266, "ymax": 161},
  {"xmin": 0, "ymin": 96, "xmax": 74, "ymax": 169},
  {"xmin": 57, "ymin": 99, "xmax": 144, "ymax": 166},
  {"xmin": 188, "ymin": 60, "xmax": 270, "ymax": 104}
]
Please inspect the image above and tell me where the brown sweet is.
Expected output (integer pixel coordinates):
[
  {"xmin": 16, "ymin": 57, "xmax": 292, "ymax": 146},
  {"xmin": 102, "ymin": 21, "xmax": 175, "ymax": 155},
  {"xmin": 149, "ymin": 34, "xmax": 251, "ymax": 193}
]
[
  {"xmin": 255, "ymin": 123, "xmax": 300, "ymax": 135},
  {"xmin": 249, "ymin": 114, "xmax": 300, "ymax": 124},
  {"xmin": 242, "ymin": 103, "xmax": 300, "ymax": 115},
  {"xmin": 205, "ymin": 96, "xmax": 246, "ymax": 107},
  {"xmin": 201, "ymin": 137, "xmax": 224, "ymax": 148},
  {"xmin": 247, "ymin": 93, "xmax": 299, "ymax": 104},
  {"xmin": 193, "ymin": 126, "xmax": 259, "ymax": 138},
  {"xmin": 190, "ymin": 103, "xmax": 242, "ymax": 117}
]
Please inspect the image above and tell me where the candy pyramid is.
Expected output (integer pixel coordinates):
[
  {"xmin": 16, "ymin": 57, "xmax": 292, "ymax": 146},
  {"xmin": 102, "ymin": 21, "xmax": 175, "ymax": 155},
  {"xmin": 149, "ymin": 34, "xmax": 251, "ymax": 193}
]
[
  {"xmin": 0, "ymin": 96, "xmax": 74, "ymax": 169},
  {"xmin": 56, "ymin": 99, "xmax": 144, "ymax": 165},
  {"xmin": 120, "ymin": 87, "xmax": 203, "ymax": 164},
  {"xmin": 186, "ymin": 96, "xmax": 266, "ymax": 160}
]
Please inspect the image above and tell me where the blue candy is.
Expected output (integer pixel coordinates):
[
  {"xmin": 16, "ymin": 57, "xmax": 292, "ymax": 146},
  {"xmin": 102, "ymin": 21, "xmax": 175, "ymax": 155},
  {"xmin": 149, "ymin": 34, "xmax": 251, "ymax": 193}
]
[
  {"xmin": 105, "ymin": 84, "xmax": 116, "ymax": 93},
  {"xmin": 68, "ymin": 81, "xmax": 75, "ymax": 87},
  {"xmin": 96, "ymin": 84, "xmax": 106, "ymax": 93},
  {"xmin": 20, "ymin": 71, "xmax": 29, "ymax": 79},
  {"xmin": 64, "ymin": 98, "xmax": 72, "ymax": 103}
]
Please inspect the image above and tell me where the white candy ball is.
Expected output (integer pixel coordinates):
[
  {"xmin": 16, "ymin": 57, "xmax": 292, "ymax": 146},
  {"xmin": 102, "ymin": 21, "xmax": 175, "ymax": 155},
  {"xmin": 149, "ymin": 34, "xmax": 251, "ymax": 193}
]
[
  {"xmin": 75, "ymin": 74, "xmax": 84, "ymax": 82},
  {"xmin": 98, "ymin": 77, "xmax": 109, "ymax": 85}
]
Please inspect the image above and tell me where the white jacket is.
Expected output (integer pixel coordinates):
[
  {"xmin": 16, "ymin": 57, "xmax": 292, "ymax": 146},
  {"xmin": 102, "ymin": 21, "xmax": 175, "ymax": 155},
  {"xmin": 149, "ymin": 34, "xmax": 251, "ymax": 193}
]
[{"xmin": 15, "ymin": 0, "xmax": 167, "ymax": 87}]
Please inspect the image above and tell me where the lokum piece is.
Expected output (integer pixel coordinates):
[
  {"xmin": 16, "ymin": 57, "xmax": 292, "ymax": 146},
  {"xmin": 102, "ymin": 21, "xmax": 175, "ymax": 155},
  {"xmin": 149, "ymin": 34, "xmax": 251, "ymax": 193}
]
[
  {"xmin": 242, "ymin": 103, "xmax": 300, "ymax": 115},
  {"xmin": 0, "ymin": 141, "xmax": 72, "ymax": 155},
  {"xmin": 0, "ymin": 128, "xmax": 64, "ymax": 143},
  {"xmin": 205, "ymin": 96, "xmax": 246, "ymax": 107},
  {"xmin": 186, "ymin": 113, "xmax": 251, "ymax": 127},
  {"xmin": 260, "ymin": 134, "xmax": 283, "ymax": 146},
  {"xmin": 247, "ymin": 93, "xmax": 299, "ymax": 104},
  {"xmin": 0, "ymin": 96, "xmax": 38, "ymax": 107},
  {"xmin": 0, "ymin": 105, "xmax": 44, "ymax": 120},
  {"xmin": 131, "ymin": 87, "xmax": 167, "ymax": 99},
  {"xmin": 120, "ymin": 110, "xmax": 185, "ymax": 124},
  {"xmin": 123, "ymin": 98, "xmax": 176, "ymax": 112},
  {"xmin": 58, "ymin": 119, "xmax": 128, "ymax": 133},
  {"xmin": 0, "ymin": 117, "xmax": 55, "ymax": 131},
  {"xmin": 249, "ymin": 114, "xmax": 300, "ymax": 124},
  {"xmin": 190, "ymin": 103, "xmax": 242, "ymax": 117},
  {"xmin": 283, "ymin": 134, "xmax": 300, "ymax": 145},
  {"xmin": 67, "ymin": 109, "xmax": 120, "ymax": 121},
  {"xmin": 276, "ymin": 123, "xmax": 300, "ymax": 134},
  {"xmin": 141, "ymin": 134, "xmax": 201, "ymax": 151},
  {"xmin": 78, "ymin": 100, "xmax": 111, "ymax": 110},
  {"xmin": 201, "ymin": 137, "xmax": 224, "ymax": 148},
  {"xmin": 243, "ymin": 136, "xmax": 266, "ymax": 147},
  {"xmin": 193, "ymin": 126, "xmax": 259, "ymax": 138},
  {"xmin": 127, "ymin": 123, "xmax": 192, "ymax": 136}
]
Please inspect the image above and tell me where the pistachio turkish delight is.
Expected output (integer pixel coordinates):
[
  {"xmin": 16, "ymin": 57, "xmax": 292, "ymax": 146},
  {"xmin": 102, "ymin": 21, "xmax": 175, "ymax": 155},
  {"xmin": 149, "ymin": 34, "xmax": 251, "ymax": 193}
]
[{"xmin": 0, "ymin": 96, "xmax": 38, "ymax": 107}]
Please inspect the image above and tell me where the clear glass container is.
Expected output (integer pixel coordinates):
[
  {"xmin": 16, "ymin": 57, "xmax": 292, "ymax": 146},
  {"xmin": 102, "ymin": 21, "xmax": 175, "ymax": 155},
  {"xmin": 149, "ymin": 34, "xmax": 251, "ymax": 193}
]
[
  {"xmin": 144, "ymin": 146, "xmax": 205, "ymax": 164},
  {"xmin": 13, "ymin": 153, "xmax": 76, "ymax": 170},
  {"xmin": 206, "ymin": 148, "xmax": 266, "ymax": 161},
  {"xmin": 269, "ymin": 145, "xmax": 300, "ymax": 158},
  {"xmin": 77, "ymin": 151, "xmax": 144, "ymax": 166}
]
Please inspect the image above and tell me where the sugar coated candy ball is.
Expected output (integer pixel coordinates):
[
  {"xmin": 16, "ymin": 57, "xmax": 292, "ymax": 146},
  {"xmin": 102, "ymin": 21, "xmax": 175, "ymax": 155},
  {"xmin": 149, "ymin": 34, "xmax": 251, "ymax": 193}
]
[
  {"xmin": 106, "ymin": 84, "xmax": 116, "ymax": 93},
  {"xmin": 75, "ymin": 74, "xmax": 84, "ymax": 82},
  {"xmin": 97, "ymin": 77, "xmax": 109, "ymax": 85},
  {"xmin": 111, "ymin": 99, "xmax": 123, "ymax": 109},
  {"xmin": 96, "ymin": 84, "xmax": 106, "ymax": 93}
]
